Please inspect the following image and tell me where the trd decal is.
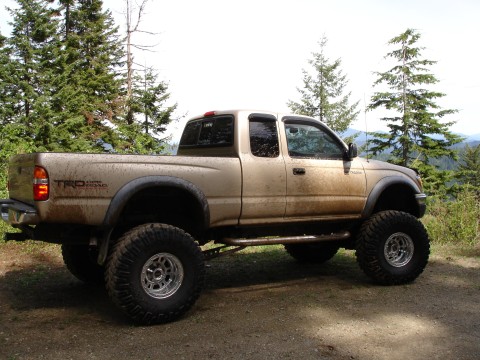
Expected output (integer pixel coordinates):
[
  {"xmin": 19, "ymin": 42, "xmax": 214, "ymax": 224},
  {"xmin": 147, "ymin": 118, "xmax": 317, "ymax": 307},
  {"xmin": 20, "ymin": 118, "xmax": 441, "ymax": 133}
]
[{"xmin": 54, "ymin": 180, "xmax": 108, "ymax": 189}]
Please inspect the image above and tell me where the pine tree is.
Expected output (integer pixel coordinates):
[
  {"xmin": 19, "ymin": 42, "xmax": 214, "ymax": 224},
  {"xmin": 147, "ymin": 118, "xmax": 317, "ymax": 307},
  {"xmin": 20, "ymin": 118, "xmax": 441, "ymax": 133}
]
[
  {"xmin": 3, "ymin": 0, "xmax": 59, "ymax": 150},
  {"xmin": 0, "ymin": 32, "xmax": 15, "ymax": 125},
  {"xmin": 114, "ymin": 0, "xmax": 177, "ymax": 153},
  {"xmin": 52, "ymin": 0, "xmax": 125, "ymax": 151},
  {"xmin": 456, "ymin": 144, "xmax": 480, "ymax": 192},
  {"xmin": 287, "ymin": 36, "xmax": 359, "ymax": 134},
  {"xmin": 368, "ymin": 29, "xmax": 463, "ymax": 170},
  {"xmin": 124, "ymin": 0, "xmax": 156, "ymax": 125},
  {"xmin": 1, "ymin": 0, "xmax": 174, "ymax": 156},
  {"xmin": 134, "ymin": 66, "xmax": 176, "ymax": 135},
  {"xmin": 116, "ymin": 65, "xmax": 176, "ymax": 154},
  {"xmin": 1, "ymin": 0, "xmax": 124, "ymax": 152}
]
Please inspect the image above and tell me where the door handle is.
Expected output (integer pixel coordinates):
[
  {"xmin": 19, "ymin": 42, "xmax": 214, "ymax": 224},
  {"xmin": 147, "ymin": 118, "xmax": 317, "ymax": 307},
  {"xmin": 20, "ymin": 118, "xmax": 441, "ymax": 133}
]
[{"xmin": 293, "ymin": 168, "xmax": 306, "ymax": 175}]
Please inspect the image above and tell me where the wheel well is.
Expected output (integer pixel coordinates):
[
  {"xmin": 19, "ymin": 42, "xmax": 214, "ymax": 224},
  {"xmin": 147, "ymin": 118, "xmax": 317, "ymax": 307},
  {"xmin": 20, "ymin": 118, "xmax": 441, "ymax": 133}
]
[
  {"xmin": 112, "ymin": 186, "xmax": 207, "ymax": 241},
  {"xmin": 372, "ymin": 184, "xmax": 420, "ymax": 217}
]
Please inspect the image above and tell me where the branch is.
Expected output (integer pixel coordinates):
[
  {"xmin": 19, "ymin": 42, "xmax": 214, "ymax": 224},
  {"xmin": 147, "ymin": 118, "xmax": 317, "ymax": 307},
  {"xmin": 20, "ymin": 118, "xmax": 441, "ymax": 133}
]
[
  {"xmin": 135, "ymin": 29, "xmax": 160, "ymax": 35},
  {"xmin": 132, "ymin": 44, "xmax": 159, "ymax": 52},
  {"xmin": 132, "ymin": 0, "xmax": 150, "ymax": 33}
]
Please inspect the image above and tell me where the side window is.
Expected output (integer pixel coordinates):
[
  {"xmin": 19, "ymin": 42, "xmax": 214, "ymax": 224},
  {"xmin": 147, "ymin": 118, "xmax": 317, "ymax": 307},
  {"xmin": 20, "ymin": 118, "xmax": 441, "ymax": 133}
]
[
  {"xmin": 249, "ymin": 119, "xmax": 279, "ymax": 158},
  {"xmin": 285, "ymin": 123, "xmax": 344, "ymax": 159}
]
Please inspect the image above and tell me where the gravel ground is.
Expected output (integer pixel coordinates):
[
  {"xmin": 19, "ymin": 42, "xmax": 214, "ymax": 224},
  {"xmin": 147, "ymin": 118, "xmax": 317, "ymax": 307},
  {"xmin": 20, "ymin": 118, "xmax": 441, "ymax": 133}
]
[{"xmin": 0, "ymin": 241, "xmax": 479, "ymax": 360}]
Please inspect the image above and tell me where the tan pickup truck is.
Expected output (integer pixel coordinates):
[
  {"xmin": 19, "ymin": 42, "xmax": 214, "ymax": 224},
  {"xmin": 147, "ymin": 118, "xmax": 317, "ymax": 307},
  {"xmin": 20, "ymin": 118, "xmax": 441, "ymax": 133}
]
[{"xmin": 0, "ymin": 110, "xmax": 429, "ymax": 324}]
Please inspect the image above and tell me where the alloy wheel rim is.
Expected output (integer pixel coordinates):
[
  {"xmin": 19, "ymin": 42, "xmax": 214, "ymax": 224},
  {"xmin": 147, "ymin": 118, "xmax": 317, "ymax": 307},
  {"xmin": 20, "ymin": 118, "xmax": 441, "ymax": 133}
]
[
  {"xmin": 141, "ymin": 253, "xmax": 184, "ymax": 299},
  {"xmin": 384, "ymin": 232, "xmax": 414, "ymax": 267}
]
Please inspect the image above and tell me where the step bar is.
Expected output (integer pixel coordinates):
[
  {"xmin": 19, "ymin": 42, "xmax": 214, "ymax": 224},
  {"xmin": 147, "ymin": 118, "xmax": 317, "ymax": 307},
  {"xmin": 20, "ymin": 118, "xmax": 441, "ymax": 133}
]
[{"xmin": 221, "ymin": 231, "xmax": 351, "ymax": 246}]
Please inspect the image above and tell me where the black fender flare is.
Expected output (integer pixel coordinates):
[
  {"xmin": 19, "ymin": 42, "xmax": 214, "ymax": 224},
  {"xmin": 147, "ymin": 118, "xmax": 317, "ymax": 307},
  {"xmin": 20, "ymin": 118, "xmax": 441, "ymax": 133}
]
[
  {"xmin": 361, "ymin": 176, "xmax": 422, "ymax": 218},
  {"xmin": 97, "ymin": 175, "xmax": 210, "ymax": 265}
]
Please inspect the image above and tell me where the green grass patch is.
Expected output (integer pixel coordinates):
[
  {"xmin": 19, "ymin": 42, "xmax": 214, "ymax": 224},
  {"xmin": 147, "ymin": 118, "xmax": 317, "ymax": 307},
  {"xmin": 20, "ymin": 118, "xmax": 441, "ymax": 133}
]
[{"xmin": 423, "ymin": 189, "xmax": 479, "ymax": 247}]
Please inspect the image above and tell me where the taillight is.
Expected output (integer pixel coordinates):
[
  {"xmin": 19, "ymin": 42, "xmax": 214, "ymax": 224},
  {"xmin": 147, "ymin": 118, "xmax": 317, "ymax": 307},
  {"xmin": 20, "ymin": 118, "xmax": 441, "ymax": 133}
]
[{"xmin": 33, "ymin": 166, "xmax": 49, "ymax": 201}]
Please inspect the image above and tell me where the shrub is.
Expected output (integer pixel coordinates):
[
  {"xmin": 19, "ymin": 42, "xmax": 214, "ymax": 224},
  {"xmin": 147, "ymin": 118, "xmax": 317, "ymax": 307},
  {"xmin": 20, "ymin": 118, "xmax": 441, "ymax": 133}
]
[{"xmin": 423, "ymin": 188, "xmax": 480, "ymax": 246}]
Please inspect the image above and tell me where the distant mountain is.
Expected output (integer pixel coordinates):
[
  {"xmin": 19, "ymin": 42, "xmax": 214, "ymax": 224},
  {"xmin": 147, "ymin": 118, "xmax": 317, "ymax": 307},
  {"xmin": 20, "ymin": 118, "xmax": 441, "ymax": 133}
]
[
  {"xmin": 464, "ymin": 140, "xmax": 480, "ymax": 148},
  {"xmin": 342, "ymin": 128, "xmax": 480, "ymax": 147},
  {"xmin": 340, "ymin": 128, "xmax": 479, "ymax": 171},
  {"xmin": 339, "ymin": 128, "xmax": 369, "ymax": 143},
  {"xmin": 466, "ymin": 133, "xmax": 480, "ymax": 142}
]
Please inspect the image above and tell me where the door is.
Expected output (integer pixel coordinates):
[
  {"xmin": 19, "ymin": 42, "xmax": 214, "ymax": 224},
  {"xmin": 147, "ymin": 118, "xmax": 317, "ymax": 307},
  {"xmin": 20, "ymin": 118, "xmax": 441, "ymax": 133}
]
[{"xmin": 282, "ymin": 120, "xmax": 366, "ymax": 219}]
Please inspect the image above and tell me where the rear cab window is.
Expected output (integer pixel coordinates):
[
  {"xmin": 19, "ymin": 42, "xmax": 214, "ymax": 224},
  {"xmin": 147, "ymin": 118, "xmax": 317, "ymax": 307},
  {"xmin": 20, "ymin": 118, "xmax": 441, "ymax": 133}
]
[{"xmin": 178, "ymin": 115, "xmax": 235, "ymax": 156}]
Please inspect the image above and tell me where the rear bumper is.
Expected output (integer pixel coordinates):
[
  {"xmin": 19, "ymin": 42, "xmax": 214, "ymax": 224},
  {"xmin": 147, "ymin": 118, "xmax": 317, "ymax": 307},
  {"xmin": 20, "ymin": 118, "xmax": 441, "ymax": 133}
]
[{"xmin": 0, "ymin": 199, "xmax": 40, "ymax": 225}]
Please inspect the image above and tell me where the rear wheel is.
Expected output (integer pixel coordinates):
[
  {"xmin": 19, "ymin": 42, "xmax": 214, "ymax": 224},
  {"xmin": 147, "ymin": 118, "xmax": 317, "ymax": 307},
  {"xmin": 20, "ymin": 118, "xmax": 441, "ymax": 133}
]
[
  {"xmin": 105, "ymin": 223, "xmax": 205, "ymax": 325},
  {"xmin": 355, "ymin": 211, "xmax": 430, "ymax": 285},
  {"xmin": 285, "ymin": 243, "xmax": 339, "ymax": 264},
  {"xmin": 61, "ymin": 244, "xmax": 104, "ymax": 284}
]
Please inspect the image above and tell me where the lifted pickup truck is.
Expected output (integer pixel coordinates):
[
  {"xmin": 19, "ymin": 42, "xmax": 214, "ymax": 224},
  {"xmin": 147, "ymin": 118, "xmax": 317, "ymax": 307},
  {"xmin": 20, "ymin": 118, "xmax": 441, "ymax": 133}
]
[{"xmin": 1, "ymin": 110, "xmax": 429, "ymax": 324}]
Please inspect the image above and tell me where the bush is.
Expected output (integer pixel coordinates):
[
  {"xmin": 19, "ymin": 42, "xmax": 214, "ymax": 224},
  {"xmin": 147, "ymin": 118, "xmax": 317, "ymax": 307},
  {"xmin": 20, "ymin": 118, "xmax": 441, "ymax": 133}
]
[{"xmin": 423, "ymin": 189, "xmax": 480, "ymax": 246}]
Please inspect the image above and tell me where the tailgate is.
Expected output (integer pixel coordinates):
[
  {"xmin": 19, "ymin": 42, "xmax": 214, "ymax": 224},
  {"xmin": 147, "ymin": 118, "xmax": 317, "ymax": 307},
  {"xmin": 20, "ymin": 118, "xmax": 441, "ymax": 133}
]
[{"xmin": 7, "ymin": 153, "xmax": 37, "ymax": 205}]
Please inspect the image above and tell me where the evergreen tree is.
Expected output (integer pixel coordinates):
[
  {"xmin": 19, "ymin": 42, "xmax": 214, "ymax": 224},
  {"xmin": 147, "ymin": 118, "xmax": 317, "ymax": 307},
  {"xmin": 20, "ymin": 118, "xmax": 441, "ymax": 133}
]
[
  {"xmin": 0, "ymin": 32, "xmax": 15, "ymax": 124},
  {"xmin": 112, "ymin": 0, "xmax": 177, "ymax": 153},
  {"xmin": 456, "ymin": 144, "xmax": 480, "ymax": 193},
  {"xmin": 133, "ymin": 66, "xmax": 176, "ymax": 136},
  {"xmin": 3, "ymin": 0, "xmax": 59, "ymax": 150},
  {"xmin": 53, "ymin": 0, "xmax": 125, "ymax": 151},
  {"xmin": 287, "ymin": 36, "xmax": 360, "ymax": 134},
  {"xmin": 368, "ymin": 29, "xmax": 463, "ymax": 171},
  {"xmin": 1, "ymin": 0, "xmax": 175, "ymax": 156},
  {"xmin": 117, "ymin": 65, "xmax": 176, "ymax": 154},
  {"xmin": 124, "ymin": 0, "xmax": 155, "ymax": 125},
  {"xmin": 1, "ymin": 0, "xmax": 124, "ymax": 152}
]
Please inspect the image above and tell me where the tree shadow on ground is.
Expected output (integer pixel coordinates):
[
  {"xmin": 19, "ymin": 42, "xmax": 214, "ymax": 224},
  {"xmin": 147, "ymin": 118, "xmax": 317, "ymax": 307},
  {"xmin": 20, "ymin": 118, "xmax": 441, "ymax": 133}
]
[
  {"xmin": 204, "ymin": 247, "xmax": 365, "ymax": 290},
  {"xmin": 0, "ymin": 245, "xmax": 479, "ymax": 359},
  {"xmin": 0, "ymin": 248, "xmax": 362, "ymax": 310}
]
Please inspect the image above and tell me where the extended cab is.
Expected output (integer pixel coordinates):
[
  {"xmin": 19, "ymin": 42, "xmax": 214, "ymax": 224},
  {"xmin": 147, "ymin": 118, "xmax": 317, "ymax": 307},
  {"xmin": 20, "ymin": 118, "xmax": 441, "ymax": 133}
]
[{"xmin": 0, "ymin": 110, "xmax": 429, "ymax": 324}]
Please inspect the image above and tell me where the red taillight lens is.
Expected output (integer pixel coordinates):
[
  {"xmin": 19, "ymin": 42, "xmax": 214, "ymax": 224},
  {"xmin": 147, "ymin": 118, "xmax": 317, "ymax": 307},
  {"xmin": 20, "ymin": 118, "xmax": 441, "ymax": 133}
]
[{"xmin": 33, "ymin": 166, "xmax": 49, "ymax": 201}]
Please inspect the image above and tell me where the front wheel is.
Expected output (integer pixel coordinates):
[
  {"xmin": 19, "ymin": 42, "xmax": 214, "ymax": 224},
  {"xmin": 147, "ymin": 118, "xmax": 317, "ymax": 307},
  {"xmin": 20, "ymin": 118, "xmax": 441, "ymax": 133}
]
[
  {"xmin": 105, "ymin": 223, "xmax": 205, "ymax": 324},
  {"xmin": 355, "ymin": 211, "xmax": 430, "ymax": 285}
]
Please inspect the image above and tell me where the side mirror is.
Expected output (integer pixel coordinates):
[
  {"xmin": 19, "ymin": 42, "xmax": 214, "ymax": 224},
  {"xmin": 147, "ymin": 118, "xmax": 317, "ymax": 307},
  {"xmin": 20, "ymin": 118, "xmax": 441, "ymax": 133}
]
[{"xmin": 346, "ymin": 143, "xmax": 358, "ymax": 160}]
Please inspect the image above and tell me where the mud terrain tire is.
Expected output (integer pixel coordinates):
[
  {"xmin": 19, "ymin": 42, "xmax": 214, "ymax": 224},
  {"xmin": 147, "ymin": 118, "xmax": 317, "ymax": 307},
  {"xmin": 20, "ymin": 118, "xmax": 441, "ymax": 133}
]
[
  {"xmin": 62, "ymin": 244, "xmax": 104, "ymax": 284},
  {"xmin": 285, "ymin": 243, "xmax": 339, "ymax": 264},
  {"xmin": 105, "ymin": 223, "xmax": 205, "ymax": 325},
  {"xmin": 355, "ymin": 210, "xmax": 429, "ymax": 285}
]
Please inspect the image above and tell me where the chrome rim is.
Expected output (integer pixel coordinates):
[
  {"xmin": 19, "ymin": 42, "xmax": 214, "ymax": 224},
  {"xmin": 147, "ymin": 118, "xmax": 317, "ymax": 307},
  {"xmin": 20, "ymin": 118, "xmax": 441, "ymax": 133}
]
[
  {"xmin": 141, "ymin": 253, "xmax": 184, "ymax": 299},
  {"xmin": 384, "ymin": 232, "xmax": 414, "ymax": 267}
]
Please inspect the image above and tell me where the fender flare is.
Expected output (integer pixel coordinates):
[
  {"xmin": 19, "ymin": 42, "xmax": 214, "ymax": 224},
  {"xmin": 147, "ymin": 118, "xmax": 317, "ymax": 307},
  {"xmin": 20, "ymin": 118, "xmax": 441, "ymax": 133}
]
[
  {"xmin": 97, "ymin": 175, "xmax": 210, "ymax": 265},
  {"xmin": 361, "ymin": 176, "xmax": 422, "ymax": 218}
]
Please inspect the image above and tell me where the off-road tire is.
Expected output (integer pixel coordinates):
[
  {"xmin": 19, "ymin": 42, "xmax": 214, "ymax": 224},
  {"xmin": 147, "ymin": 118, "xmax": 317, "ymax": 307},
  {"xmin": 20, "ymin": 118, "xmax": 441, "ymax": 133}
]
[
  {"xmin": 61, "ymin": 244, "xmax": 104, "ymax": 284},
  {"xmin": 285, "ymin": 243, "xmax": 339, "ymax": 264},
  {"xmin": 355, "ymin": 210, "xmax": 430, "ymax": 285},
  {"xmin": 105, "ymin": 223, "xmax": 205, "ymax": 325}
]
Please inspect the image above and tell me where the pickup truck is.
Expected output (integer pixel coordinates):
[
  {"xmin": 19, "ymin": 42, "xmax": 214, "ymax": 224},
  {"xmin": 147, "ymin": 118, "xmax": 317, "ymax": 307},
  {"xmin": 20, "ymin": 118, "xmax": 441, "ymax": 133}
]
[{"xmin": 0, "ymin": 110, "xmax": 429, "ymax": 324}]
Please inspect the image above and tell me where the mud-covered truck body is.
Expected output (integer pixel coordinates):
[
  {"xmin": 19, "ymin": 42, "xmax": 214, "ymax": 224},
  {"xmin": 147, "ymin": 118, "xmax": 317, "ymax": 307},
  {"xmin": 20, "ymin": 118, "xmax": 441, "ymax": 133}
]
[{"xmin": 1, "ymin": 110, "xmax": 429, "ymax": 324}]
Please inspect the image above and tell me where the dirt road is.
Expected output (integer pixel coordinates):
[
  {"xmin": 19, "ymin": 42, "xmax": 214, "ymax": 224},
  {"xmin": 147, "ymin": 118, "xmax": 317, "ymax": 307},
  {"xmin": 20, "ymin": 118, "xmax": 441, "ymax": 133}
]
[{"xmin": 0, "ymin": 242, "xmax": 478, "ymax": 360}]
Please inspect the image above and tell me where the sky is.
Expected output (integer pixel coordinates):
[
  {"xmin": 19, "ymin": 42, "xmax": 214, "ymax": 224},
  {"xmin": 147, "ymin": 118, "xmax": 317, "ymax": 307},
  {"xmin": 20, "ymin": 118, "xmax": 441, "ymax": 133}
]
[{"xmin": 1, "ymin": 0, "xmax": 480, "ymax": 140}]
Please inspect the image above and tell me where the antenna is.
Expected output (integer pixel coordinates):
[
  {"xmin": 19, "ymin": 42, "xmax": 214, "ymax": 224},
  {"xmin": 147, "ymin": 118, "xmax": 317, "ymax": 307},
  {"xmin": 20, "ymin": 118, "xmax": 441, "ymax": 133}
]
[{"xmin": 364, "ymin": 93, "xmax": 370, "ymax": 161}]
